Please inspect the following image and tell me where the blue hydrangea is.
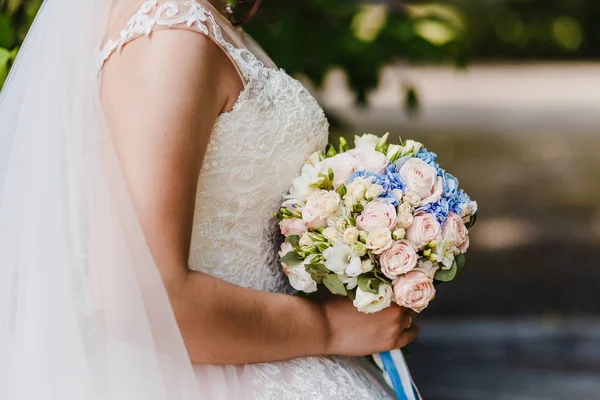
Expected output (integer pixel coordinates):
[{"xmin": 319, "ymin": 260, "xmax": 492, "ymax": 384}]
[
  {"xmin": 451, "ymin": 189, "xmax": 471, "ymax": 215},
  {"xmin": 348, "ymin": 167, "xmax": 404, "ymax": 206},
  {"xmin": 419, "ymin": 198, "xmax": 450, "ymax": 225},
  {"xmin": 384, "ymin": 165, "xmax": 405, "ymax": 192},
  {"xmin": 417, "ymin": 149, "xmax": 440, "ymax": 171},
  {"xmin": 441, "ymin": 171, "xmax": 459, "ymax": 200}
]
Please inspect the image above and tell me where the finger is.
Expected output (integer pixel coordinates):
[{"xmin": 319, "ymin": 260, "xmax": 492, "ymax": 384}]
[
  {"xmin": 397, "ymin": 324, "xmax": 420, "ymax": 348},
  {"xmin": 400, "ymin": 309, "xmax": 418, "ymax": 331}
]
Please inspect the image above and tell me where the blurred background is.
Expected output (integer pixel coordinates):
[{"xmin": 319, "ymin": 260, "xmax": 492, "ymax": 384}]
[{"xmin": 2, "ymin": 0, "xmax": 599, "ymax": 399}]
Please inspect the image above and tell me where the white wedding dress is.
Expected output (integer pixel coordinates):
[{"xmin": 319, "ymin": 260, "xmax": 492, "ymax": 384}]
[{"xmin": 99, "ymin": 1, "xmax": 393, "ymax": 399}]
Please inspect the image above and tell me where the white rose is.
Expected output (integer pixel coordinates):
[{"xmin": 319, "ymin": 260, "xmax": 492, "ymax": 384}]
[
  {"xmin": 399, "ymin": 158, "xmax": 443, "ymax": 206},
  {"xmin": 343, "ymin": 227, "xmax": 360, "ymax": 244},
  {"xmin": 302, "ymin": 190, "xmax": 341, "ymax": 225},
  {"xmin": 361, "ymin": 258, "xmax": 375, "ymax": 273},
  {"xmin": 406, "ymin": 212, "xmax": 442, "ymax": 250},
  {"xmin": 397, "ymin": 211, "xmax": 414, "ymax": 229},
  {"xmin": 403, "ymin": 191, "xmax": 421, "ymax": 207},
  {"xmin": 344, "ymin": 178, "xmax": 371, "ymax": 208},
  {"xmin": 352, "ymin": 150, "xmax": 390, "ymax": 175},
  {"xmin": 288, "ymin": 266, "xmax": 318, "ymax": 293},
  {"xmin": 353, "ymin": 284, "xmax": 393, "ymax": 314},
  {"xmin": 393, "ymin": 228, "xmax": 406, "ymax": 240},
  {"xmin": 322, "ymin": 242, "xmax": 362, "ymax": 276},
  {"xmin": 401, "ymin": 140, "xmax": 423, "ymax": 157},
  {"xmin": 365, "ymin": 227, "xmax": 393, "ymax": 255},
  {"xmin": 323, "ymin": 227, "xmax": 341, "ymax": 245},
  {"xmin": 354, "ymin": 133, "xmax": 381, "ymax": 149},
  {"xmin": 319, "ymin": 153, "xmax": 360, "ymax": 188},
  {"xmin": 365, "ymin": 183, "xmax": 385, "ymax": 200}
]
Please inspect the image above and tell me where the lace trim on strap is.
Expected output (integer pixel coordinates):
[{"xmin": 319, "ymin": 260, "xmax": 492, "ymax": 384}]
[{"xmin": 99, "ymin": 0, "xmax": 264, "ymax": 80}]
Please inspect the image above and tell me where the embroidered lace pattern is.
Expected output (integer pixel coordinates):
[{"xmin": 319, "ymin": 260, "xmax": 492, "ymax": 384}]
[{"xmin": 101, "ymin": 1, "xmax": 391, "ymax": 398}]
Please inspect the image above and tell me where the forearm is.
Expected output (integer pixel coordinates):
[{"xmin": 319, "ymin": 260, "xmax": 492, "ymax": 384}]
[{"xmin": 169, "ymin": 270, "xmax": 330, "ymax": 365}]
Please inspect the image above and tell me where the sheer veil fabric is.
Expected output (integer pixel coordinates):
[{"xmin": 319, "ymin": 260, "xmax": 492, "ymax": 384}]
[{"xmin": 0, "ymin": 0, "xmax": 246, "ymax": 398}]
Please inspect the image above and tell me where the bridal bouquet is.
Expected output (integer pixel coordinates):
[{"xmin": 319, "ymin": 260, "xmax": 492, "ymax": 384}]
[{"xmin": 276, "ymin": 133, "xmax": 477, "ymax": 314}]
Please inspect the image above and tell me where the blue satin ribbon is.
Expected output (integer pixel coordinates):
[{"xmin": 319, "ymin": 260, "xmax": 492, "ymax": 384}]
[{"xmin": 380, "ymin": 351, "xmax": 408, "ymax": 400}]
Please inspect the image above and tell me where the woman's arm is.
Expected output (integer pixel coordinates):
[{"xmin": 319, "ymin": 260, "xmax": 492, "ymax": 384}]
[{"xmin": 101, "ymin": 30, "xmax": 418, "ymax": 365}]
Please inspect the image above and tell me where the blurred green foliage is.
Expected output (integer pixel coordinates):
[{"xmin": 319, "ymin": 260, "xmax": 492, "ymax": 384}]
[{"xmin": 1, "ymin": 0, "xmax": 598, "ymax": 100}]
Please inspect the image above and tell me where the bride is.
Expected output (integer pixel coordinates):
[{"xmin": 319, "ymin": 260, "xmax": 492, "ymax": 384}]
[{"xmin": 0, "ymin": 0, "xmax": 419, "ymax": 398}]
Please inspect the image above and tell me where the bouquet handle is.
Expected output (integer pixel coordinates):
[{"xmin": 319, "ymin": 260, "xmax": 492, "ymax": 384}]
[{"xmin": 376, "ymin": 350, "xmax": 422, "ymax": 400}]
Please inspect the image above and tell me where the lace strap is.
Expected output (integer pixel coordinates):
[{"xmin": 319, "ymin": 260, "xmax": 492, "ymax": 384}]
[{"xmin": 99, "ymin": 0, "xmax": 264, "ymax": 81}]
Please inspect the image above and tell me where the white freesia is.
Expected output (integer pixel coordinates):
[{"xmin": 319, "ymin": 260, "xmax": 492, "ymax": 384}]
[
  {"xmin": 306, "ymin": 151, "xmax": 323, "ymax": 167},
  {"xmin": 354, "ymin": 133, "xmax": 381, "ymax": 149},
  {"xmin": 322, "ymin": 242, "xmax": 362, "ymax": 276},
  {"xmin": 401, "ymin": 140, "xmax": 423, "ymax": 157},
  {"xmin": 387, "ymin": 144, "xmax": 402, "ymax": 159},
  {"xmin": 365, "ymin": 227, "xmax": 393, "ymax": 254},
  {"xmin": 416, "ymin": 259, "xmax": 439, "ymax": 279},
  {"xmin": 353, "ymin": 284, "xmax": 393, "ymax": 314},
  {"xmin": 290, "ymin": 164, "xmax": 319, "ymax": 201},
  {"xmin": 343, "ymin": 227, "xmax": 360, "ymax": 244},
  {"xmin": 302, "ymin": 190, "xmax": 341, "ymax": 225},
  {"xmin": 340, "ymin": 275, "xmax": 358, "ymax": 290},
  {"xmin": 288, "ymin": 266, "xmax": 318, "ymax": 293}
]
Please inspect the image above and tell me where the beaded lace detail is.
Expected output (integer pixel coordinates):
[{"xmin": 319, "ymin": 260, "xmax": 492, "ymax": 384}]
[{"xmin": 102, "ymin": 1, "xmax": 391, "ymax": 398}]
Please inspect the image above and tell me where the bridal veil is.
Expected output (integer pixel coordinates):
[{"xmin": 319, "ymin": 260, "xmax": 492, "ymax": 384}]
[{"xmin": 0, "ymin": 0, "xmax": 242, "ymax": 398}]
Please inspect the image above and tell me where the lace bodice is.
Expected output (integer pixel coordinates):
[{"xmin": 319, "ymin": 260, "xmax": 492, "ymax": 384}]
[{"xmin": 101, "ymin": 1, "xmax": 391, "ymax": 398}]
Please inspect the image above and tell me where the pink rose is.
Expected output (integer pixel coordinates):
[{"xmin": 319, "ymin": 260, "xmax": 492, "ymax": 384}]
[
  {"xmin": 351, "ymin": 149, "xmax": 390, "ymax": 174},
  {"xmin": 279, "ymin": 218, "xmax": 308, "ymax": 237},
  {"xmin": 442, "ymin": 212, "xmax": 470, "ymax": 253},
  {"xmin": 393, "ymin": 270, "xmax": 436, "ymax": 313},
  {"xmin": 379, "ymin": 240, "xmax": 419, "ymax": 279},
  {"xmin": 406, "ymin": 212, "xmax": 441, "ymax": 249},
  {"xmin": 399, "ymin": 158, "xmax": 443, "ymax": 206},
  {"xmin": 356, "ymin": 201, "xmax": 398, "ymax": 232},
  {"xmin": 319, "ymin": 153, "xmax": 360, "ymax": 187}
]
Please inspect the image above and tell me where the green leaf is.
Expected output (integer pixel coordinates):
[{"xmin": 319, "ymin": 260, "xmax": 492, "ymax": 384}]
[
  {"xmin": 337, "ymin": 184, "xmax": 347, "ymax": 197},
  {"xmin": 358, "ymin": 275, "xmax": 380, "ymax": 294},
  {"xmin": 347, "ymin": 290, "xmax": 356, "ymax": 301},
  {"xmin": 316, "ymin": 242, "xmax": 330, "ymax": 253},
  {"xmin": 339, "ymin": 136, "xmax": 349, "ymax": 153},
  {"xmin": 434, "ymin": 262, "xmax": 458, "ymax": 282},
  {"xmin": 326, "ymin": 144, "xmax": 337, "ymax": 158},
  {"xmin": 455, "ymin": 253, "xmax": 467, "ymax": 277},
  {"xmin": 305, "ymin": 263, "xmax": 330, "ymax": 284},
  {"xmin": 323, "ymin": 274, "xmax": 348, "ymax": 296},
  {"xmin": 327, "ymin": 168, "xmax": 334, "ymax": 182},
  {"xmin": 281, "ymin": 251, "xmax": 303, "ymax": 266},
  {"xmin": 285, "ymin": 235, "xmax": 300, "ymax": 248},
  {"xmin": 374, "ymin": 132, "xmax": 390, "ymax": 154},
  {"xmin": 0, "ymin": 47, "xmax": 11, "ymax": 88}
]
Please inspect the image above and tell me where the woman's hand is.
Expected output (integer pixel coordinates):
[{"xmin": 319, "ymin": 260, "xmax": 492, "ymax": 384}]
[{"xmin": 321, "ymin": 296, "xmax": 419, "ymax": 357}]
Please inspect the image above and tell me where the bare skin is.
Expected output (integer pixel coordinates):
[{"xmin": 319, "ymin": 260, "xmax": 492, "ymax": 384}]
[{"xmin": 100, "ymin": 0, "xmax": 419, "ymax": 365}]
